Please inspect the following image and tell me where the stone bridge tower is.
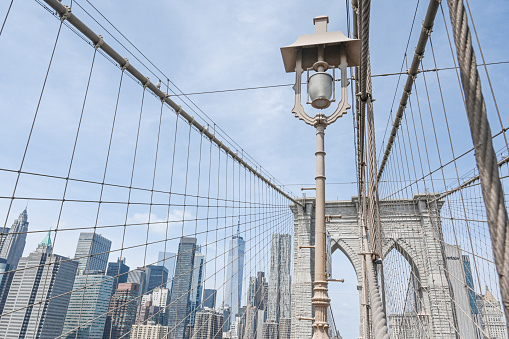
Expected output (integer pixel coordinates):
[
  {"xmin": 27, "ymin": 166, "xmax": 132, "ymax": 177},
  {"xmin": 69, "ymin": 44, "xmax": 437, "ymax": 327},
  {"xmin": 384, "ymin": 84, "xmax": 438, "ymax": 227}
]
[{"xmin": 290, "ymin": 194, "xmax": 458, "ymax": 339}]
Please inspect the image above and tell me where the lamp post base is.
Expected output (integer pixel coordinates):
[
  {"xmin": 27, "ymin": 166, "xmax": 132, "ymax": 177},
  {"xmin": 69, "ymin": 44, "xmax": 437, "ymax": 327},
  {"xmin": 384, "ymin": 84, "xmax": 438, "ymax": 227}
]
[{"xmin": 312, "ymin": 280, "xmax": 331, "ymax": 339}]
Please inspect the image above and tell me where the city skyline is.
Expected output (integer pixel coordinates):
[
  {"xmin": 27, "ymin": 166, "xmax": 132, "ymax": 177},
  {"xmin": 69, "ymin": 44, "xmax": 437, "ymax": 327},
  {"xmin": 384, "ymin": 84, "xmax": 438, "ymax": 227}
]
[{"xmin": 0, "ymin": 209, "xmax": 284, "ymax": 339}]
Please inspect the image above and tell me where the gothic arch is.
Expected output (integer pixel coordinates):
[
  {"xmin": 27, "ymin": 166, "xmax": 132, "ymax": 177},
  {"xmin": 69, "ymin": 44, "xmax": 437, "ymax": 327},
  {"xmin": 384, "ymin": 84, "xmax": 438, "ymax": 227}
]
[{"xmin": 331, "ymin": 238, "xmax": 361, "ymax": 282}]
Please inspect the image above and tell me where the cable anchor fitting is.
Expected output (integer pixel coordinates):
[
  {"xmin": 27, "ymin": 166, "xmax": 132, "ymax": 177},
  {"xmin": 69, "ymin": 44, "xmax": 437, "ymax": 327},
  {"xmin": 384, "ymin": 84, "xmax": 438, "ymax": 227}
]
[
  {"xmin": 94, "ymin": 35, "xmax": 104, "ymax": 50},
  {"xmin": 60, "ymin": 6, "xmax": 71, "ymax": 22},
  {"xmin": 414, "ymin": 51, "xmax": 424, "ymax": 61},
  {"xmin": 422, "ymin": 25, "xmax": 433, "ymax": 36},
  {"xmin": 121, "ymin": 58, "xmax": 130, "ymax": 72},
  {"xmin": 143, "ymin": 77, "xmax": 151, "ymax": 89}
]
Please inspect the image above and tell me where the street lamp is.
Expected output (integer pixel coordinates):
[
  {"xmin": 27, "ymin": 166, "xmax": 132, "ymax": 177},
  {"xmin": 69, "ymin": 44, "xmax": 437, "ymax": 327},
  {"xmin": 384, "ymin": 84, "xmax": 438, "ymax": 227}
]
[{"xmin": 281, "ymin": 15, "xmax": 360, "ymax": 339}]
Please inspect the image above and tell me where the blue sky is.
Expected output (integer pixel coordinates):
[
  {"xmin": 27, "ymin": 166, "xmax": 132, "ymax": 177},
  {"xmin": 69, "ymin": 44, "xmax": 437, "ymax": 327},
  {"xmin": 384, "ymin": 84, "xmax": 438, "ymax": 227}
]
[{"xmin": 0, "ymin": 0, "xmax": 508, "ymax": 337}]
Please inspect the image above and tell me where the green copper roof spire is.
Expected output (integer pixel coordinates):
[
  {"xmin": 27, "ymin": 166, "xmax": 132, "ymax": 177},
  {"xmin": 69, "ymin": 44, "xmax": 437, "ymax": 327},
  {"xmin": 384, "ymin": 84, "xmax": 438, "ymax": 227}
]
[{"xmin": 39, "ymin": 228, "xmax": 52, "ymax": 248}]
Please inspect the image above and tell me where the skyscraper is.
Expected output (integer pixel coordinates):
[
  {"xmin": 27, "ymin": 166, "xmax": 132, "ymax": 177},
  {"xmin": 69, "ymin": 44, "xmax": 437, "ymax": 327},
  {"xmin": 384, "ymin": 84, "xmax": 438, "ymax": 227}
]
[
  {"xmin": 158, "ymin": 251, "xmax": 176, "ymax": 288},
  {"xmin": 140, "ymin": 287, "xmax": 170, "ymax": 325},
  {"xmin": 192, "ymin": 307, "xmax": 224, "ymax": 339},
  {"xmin": 167, "ymin": 237, "xmax": 197, "ymax": 339},
  {"xmin": 106, "ymin": 257, "xmax": 130, "ymax": 292},
  {"xmin": 224, "ymin": 224, "xmax": 245, "ymax": 322},
  {"xmin": 128, "ymin": 267, "xmax": 147, "ymax": 295},
  {"xmin": 444, "ymin": 243, "xmax": 477, "ymax": 339},
  {"xmin": 103, "ymin": 283, "xmax": 140, "ymax": 339},
  {"xmin": 74, "ymin": 232, "xmax": 112, "ymax": 273},
  {"xmin": 242, "ymin": 305, "xmax": 258, "ymax": 339},
  {"xmin": 0, "ymin": 231, "xmax": 78, "ymax": 338},
  {"xmin": 222, "ymin": 306, "xmax": 231, "ymax": 333},
  {"xmin": 0, "ymin": 209, "xmax": 29, "ymax": 313},
  {"xmin": 388, "ymin": 313, "xmax": 420, "ymax": 339},
  {"xmin": 147, "ymin": 265, "xmax": 169, "ymax": 293},
  {"xmin": 261, "ymin": 321, "xmax": 278, "ymax": 339},
  {"xmin": 61, "ymin": 271, "xmax": 113, "ymax": 338},
  {"xmin": 136, "ymin": 301, "xmax": 164, "ymax": 326},
  {"xmin": 190, "ymin": 249, "xmax": 206, "ymax": 326},
  {"xmin": 203, "ymin": 289, "xmax": 217, "ymax": 309},
  {"xmin": 267, "ymin": 234, "xmax": 291, "ymax": 323},
  {"xmin": 482, "ymin": 288, "xmax": 508, "ymax": 339},
  {"xmin": 127, "ymin": 265, "xmax": 168, "ymax": 296},
  {"xmin": 248, "ymin": 272, "xmax": 267, "ymax": 311},
  {"xmin": 0, "ymin": 208, "xmax": 28, "ymax": 269}
]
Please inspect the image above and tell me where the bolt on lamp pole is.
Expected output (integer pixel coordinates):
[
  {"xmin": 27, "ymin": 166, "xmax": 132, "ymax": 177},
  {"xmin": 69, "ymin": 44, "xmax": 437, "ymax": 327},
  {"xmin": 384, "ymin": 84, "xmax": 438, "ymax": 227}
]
[{"xmin": 281, "ymin": 15, "xmax": 360, "ymax": 339}]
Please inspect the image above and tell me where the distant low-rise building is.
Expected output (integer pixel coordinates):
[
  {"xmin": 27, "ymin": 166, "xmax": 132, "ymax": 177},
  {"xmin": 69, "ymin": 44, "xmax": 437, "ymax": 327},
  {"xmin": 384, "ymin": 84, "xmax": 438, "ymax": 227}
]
[{"xmin": 130, "ymin": 321, "xmax": 170, "ymax": 339}]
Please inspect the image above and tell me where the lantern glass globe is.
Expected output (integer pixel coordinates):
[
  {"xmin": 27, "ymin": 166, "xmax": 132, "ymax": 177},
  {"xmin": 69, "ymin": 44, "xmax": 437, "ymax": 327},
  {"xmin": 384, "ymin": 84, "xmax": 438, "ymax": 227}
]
[{"xmin": 308, "ymin": 72, "xmax": 333, "ymax": 109}]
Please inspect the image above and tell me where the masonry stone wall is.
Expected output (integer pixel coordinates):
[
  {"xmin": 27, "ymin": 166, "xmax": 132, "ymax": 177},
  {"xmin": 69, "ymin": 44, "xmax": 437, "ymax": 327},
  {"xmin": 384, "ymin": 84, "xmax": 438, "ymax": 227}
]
[{"xmin": 290, "ymin": 195, "xmax": 457, "ymax": 339}]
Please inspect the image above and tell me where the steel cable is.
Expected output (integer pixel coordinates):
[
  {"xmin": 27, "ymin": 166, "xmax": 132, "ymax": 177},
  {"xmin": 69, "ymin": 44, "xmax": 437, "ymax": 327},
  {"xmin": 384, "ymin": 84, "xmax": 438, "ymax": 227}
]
[{"xmin": 446, "ymin": 0, "xmax": 509, "ymax": 326}]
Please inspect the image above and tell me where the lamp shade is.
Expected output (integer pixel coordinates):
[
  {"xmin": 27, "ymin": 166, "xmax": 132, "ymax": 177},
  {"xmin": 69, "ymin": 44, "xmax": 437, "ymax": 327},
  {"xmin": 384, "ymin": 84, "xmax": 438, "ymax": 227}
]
[{"xmin": 308, "ymin": 72, "xmax": 333, "ymax": 109}]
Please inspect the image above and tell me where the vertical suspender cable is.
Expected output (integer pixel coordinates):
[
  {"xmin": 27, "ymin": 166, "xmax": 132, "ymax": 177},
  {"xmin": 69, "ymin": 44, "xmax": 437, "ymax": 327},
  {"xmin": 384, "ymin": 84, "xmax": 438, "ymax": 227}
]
[{"xmin": 446, "ymin": 0, "xmax": 509, "ymax": 327}]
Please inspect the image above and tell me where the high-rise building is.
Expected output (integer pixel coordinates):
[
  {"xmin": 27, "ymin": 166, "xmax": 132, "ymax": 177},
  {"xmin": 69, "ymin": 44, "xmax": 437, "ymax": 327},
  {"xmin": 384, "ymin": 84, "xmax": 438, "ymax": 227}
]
[
  {"xmin": 203, "ymin": 289, "xmax": 217, "ymax": 309},
  {"xmin": 192, "ymin": 307, "xmax": 224, "ymax": 339},
  {"xmin": 388, "ymin": 313, "xmax": 420, "ymax": 339},
  {"xmin": 140, "ymin": 287, "xmax": 170, "ymax": 326},
  {"xmin": 61, "ymin": 271, "xmax": 113, "ymax": 338},
  {"xmin": 103, "ymin": 283, "xmax": 140, "ymax": 339},
  {"xmin": 444, "ymin": 244, "xmax": 477, "ymax": 339},
  {"xmin": 0, "ymin": 209, "xmax": 29, "ymax": 313},
  {"xmin": 256, "ymin": 309, "xmax": 265, "ymax": 339},
  {"xmin": 278, "ymin": 318, "xmax": 291, "ymax": 339},
  {"xmin": 190, "ymin": 249, "xmax": 206, "ymax": 326},
  {"xmin": 167, "ymin": 237, "xmax": 197, "ymax": 339},
  {"xmin": 129, "ymin": 265, "xmax": 168, "ymax": 296},
  {"xmin": 136, "ymin": 301, "xmax": 164, "ymax": 326},
  {"xmin": 222, "ymin": 305, "xmax": 231, "ymax": 333},
  {"xmin": 224, "ymin": 224, "xmax": 245, "ymax": 322},
  {"xmin": 248, "ymin": 272, "xmax": 267, "ymax": 311},
  {"xmin": 128, "ymin": 267, "xmax": 148, "ymax": 295},
  {"xmin": 0, "ymin": 208, "xmax": 28, "ymax": 269},
  {"xmin": 0, "ymin": 231, "xmax": 78, "ymax": 338},
  {"xmin": 261, "ymin": 321, "xmax": 278, "ymax": 339},
  {"xmin": 482, "ymin": 288, "xmax": 508, "ymax": 339},
  {"xmin": 242, "ymin": 305, "xmax": 258, "ymax": 339},
  {"xmin": 267, "ymin": 234, "xmax": 291, "ymax": 323},
  {"xmin": 158, "ymin": 251, "xmax": 176, "ymax": 288},
  {"xmin": 147, "ymin": 265, "xmax": 169, "ymax": 293},
  {"xmin": 463, "ymin": 255, "xmax": 485, "ymax": 339},
  {"xmin": 74, "ymin": 232, "xmax": 112, "ymax": 273},
  {"xmin": 130, "ymin": 321, "xmax": 171, "ymax": 339},
  {"xmin": 106, "ymin": 257, "xmax": 130, "ymax": 293}
]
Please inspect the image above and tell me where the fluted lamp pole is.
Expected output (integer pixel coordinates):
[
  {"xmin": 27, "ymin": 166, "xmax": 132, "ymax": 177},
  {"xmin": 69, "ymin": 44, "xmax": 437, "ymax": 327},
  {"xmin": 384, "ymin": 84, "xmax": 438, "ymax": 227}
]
[{"xmin": 281, "ymin": 16, "xmax": 360, "ymax": 339}]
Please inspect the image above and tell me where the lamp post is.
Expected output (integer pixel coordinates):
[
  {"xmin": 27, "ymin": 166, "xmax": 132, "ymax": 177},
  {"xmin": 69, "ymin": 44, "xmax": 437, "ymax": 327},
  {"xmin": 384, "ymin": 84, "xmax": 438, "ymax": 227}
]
[{"xmin": 281, "ymin": 16, "xmax": 360, "ymax": 339}]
